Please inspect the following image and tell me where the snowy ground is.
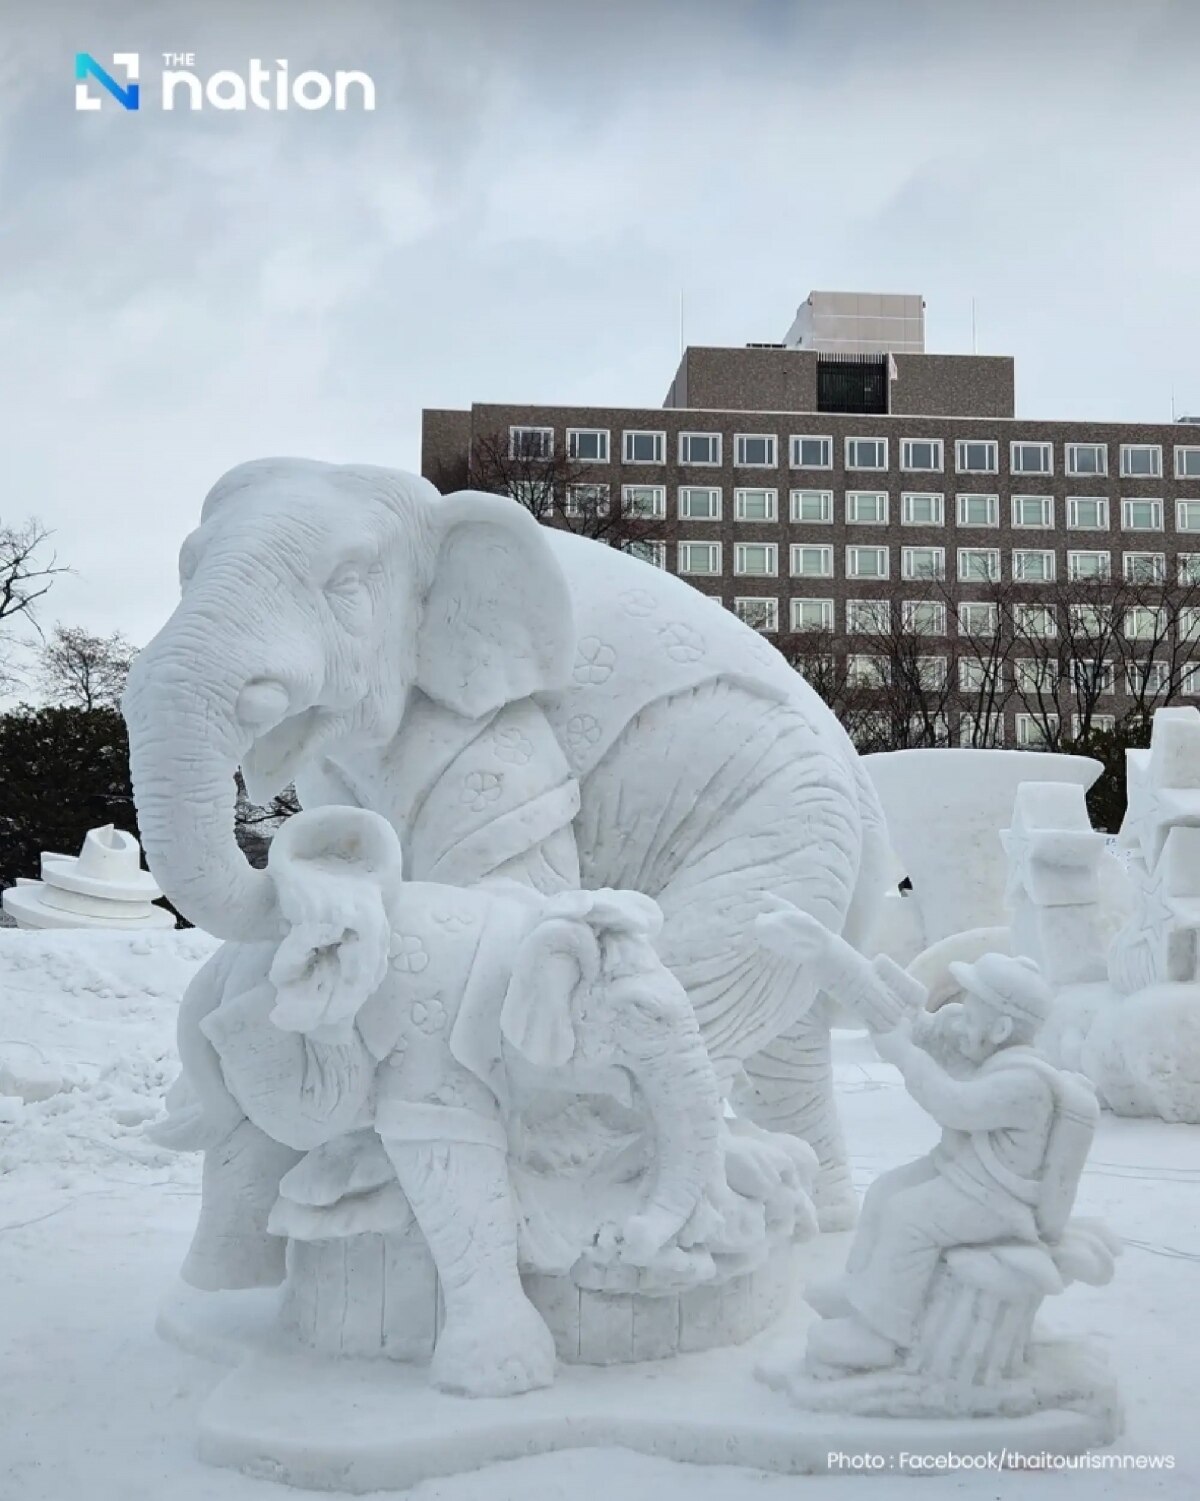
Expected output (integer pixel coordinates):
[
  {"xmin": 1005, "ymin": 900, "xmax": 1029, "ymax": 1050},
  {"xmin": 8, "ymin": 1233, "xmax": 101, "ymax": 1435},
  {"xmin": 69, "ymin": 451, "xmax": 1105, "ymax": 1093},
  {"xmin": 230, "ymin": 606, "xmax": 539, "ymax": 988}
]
[{"xmin": 1, "ymin": 929, "xmax": 1196, "ymax": 1499}]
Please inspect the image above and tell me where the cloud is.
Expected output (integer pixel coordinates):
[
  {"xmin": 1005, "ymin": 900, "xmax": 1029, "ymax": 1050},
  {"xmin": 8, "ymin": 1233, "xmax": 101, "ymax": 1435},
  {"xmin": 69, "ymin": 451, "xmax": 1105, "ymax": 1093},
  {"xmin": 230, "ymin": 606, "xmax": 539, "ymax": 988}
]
[{"xmin": 1, "ymin": 0, "xmax": 1198, "ymax": 653}]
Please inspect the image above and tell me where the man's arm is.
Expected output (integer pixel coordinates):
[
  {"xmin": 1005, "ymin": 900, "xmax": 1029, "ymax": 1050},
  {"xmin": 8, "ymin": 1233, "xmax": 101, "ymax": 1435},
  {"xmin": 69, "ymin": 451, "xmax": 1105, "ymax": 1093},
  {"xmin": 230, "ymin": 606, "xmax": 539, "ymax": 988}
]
[{"xmin": 878, "ymin": 1030, "xmax": 1042, "ymax": 1131}]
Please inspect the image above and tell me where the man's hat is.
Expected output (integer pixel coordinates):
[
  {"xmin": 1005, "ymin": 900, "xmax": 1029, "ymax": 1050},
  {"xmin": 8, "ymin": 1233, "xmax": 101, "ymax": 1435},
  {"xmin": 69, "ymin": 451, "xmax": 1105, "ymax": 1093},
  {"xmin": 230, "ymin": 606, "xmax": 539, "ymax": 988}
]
[{"xmin": 948, "ymin": 952, "xmax": 1052, "ymax": 1031}]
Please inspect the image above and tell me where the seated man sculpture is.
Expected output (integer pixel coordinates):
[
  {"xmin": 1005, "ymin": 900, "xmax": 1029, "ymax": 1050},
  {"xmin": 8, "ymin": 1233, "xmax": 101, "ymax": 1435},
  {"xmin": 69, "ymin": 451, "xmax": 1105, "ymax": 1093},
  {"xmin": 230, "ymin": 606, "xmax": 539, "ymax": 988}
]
[{"xmin": 755, "ymin": 909, "xmax": 1117, "ymax": 1411}]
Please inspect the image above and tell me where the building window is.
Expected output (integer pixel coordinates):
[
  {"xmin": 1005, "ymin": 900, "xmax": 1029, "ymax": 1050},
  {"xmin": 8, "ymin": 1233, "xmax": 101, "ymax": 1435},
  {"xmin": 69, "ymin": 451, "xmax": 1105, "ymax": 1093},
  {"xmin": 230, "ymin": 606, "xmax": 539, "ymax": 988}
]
[
  {"xmin": 790, "ymin": 598, "xmax": 834, "ymax": 632},
  {"xmin": 1120, "ymin": 443, "xmax": 1162, "ymax": 478},
  {"xmin": 1068, "ymin": 550, "xmax": 1111, "ymax": 580},
  {"xmin": 1121, "ymin": 498, "xmax": 1163, "ymax": 530},
  {"xmin": 565, "ymin": 484, "xmax": 610, "ymax": 517},
  {"xmin": 1066, "ymin": 442, "xmax": 1108, "ymax": 477},
  {"xmin": 959, "ymin": 601, "xmax": 998, "ymax": 636},
  {"xmin": 847, "ymin": 654, "xmax": 890, "ymax": 688},
  {"xmin": 1011, "ymin": 441, "xmax": 1053, "ymax": 475},
  {"xmin": 1070, "ymin": 603, "xmax": 1112, "ymax": 634},
  {"xmin": 1013, "ymin": 549, "xmax": 1055, "ymax": 583},
  {"xmin": 735, "ymin": 433, "xmax": 777, "ymax": 468},
  {"xmin": 1124, "ymin": 552, "xmax": 1165, "ymax": 583},
  {"xmin": 1073, "ymin": 712, "xmax": 1116, "ymax": 735},
  {"xmin": 567, "ymin": 428, "xmax": 609, "ymax": 462},
  {"xmin": 1016, "ymin": 658, "xmax": 1059, "ymax": 693},
  {"xmin": 845, "ymin": 437, "xmax": 887, "ymax": 471},
  {"xmin": 1126, "ymin": 660, "xmax": 1169, "ymax": 696},
  {"xmin": 1071, "ymin": 661, "xmax": 1115, "ymax": 696},
  {"xmin": 1011, "ymin": 495, "xmax": 1054, "ymax": 529},
  {"xmin": 1068, "ymin": 496, "xmax": 1109, "ymax": 529},
  {"xmin": 846, "ymin": 490, "xmax": 888, "ymax": 524},
  {"xmin": 623, "ymin": 430, "xmax": 665, "ymax": 464},
  {"xmin": 959, "ymin": 657, "xmax": 992, "ymax": 691},
  {"xmin": 847, "ymin": 599, "xmax": 890, "ymax": 633},
  {"xmin": 903, "ymin": 600, "xmax": 946, "ymax": 634},
  {"xmin": 1124, "ymin": 606, "xmax": 1165, "ymax": 641},
  {"xmin": 955, "ymin": 439, "xmax": 998, "ymax": 474},
  {"xmin": 678, "ymin": 432, "xmax": 721, "ymax": 466},
  {"xmin": 1177, "ymin": 500, "xmax": 1200, "ymax": 532},
  {"xmin": 509, "ymin": 425, "xmax": 553, "ymax": 459},
  {"xmin": 678, "ymin": 541, "xmax": 722, "ymax": 576},
  {"xmin": 734, "ymin": 542, "xmax": 778, "ymax": 576},
  {"xmin": 901, "ymin": 438, "xmax": 943, "ymax": 472},
  {"xmin": 958, "ymin": 547, "xmax": 1000, "ymax": 582},
  {"xmin": 734, "ymin": 597, "xmax": 779, "ymax": 633},
  {"xmin": 735, "ymin": 488, "xmax": 777, "ymax": 522},
  {"xmin": 957, "ymin": 493, "xmax": 999, "ymax": 526},
  {"xmin": 622, "ymin": 485, "xmax": 666, "ymax": 518},
  {"xmin": 915, "ymin": 656, "xmax": 948, "ymax": 690},
  {"xmin": 625, "ymin": 540, "xmax": 666, "ymax": 568},
  {"xmin": 1180, "ymin": 555, "xmax": 1200, "ymax": 585},
  {"xmin": 1015, "ymin": 604, "xmax": 1056, "ymax": 638},
  {"xmin": 1175, "ymin": 446, "xmax": 1200, "ymax": 479},
  {"xmin": 678, "ymin": 486, "xmax": 721, "ymax": 520},
  {"xmin": 790, "ymin": 435, "xmax": 833, "ymax": 469},
  {"xmin": 901, "ymin": 546, "xmax": 944, "ymax": 580},
  {"xmin": 960, "ymin": 711, "xmax": 1004, "ymax": 746},
  {"xmin": 1016, "ymin": 714, "xmax": 1059, "ymax": 748},
  {"xmin": 846, "ymin": 545, "xmax": 889, "ymax": 579},
  {"xmin": 901, "ymin": 492, "xmax": 944, "ymax": 525},
  {"xmin": 791, "ymin": 545, "xmax": 834, "ymax": 578},
  {"xmin": 791, "ymin": 489, "xmax": 833, "ymax": 523}
]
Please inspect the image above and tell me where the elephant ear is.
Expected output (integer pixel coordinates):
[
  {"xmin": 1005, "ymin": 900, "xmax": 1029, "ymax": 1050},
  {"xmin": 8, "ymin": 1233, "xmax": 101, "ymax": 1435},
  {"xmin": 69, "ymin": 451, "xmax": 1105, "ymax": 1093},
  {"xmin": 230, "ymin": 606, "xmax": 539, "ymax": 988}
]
[
  {"xmin": 501, "ymin": 917, "xmax": 600, "ymax": 1069},
  {"xmin": 416, "ymin": 490, "xmax": 575, "ymax": 720}
]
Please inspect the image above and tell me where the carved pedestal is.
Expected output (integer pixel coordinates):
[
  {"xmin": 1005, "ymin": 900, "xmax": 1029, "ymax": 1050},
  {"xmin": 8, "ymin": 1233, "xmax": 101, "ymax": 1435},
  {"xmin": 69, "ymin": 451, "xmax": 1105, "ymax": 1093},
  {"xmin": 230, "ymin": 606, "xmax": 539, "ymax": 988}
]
[{"xmin": 280, "ymin": 1230, "xmax": 794, "ymax": 1365}]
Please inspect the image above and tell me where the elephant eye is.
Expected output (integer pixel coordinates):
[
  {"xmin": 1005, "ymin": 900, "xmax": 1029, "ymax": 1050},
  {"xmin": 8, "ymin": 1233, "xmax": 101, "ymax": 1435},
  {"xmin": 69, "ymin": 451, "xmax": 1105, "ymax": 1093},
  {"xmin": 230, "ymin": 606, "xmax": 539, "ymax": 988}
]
[{"xmin": 324, "ymin": 563, "xmax": 363, "ymax": 598}]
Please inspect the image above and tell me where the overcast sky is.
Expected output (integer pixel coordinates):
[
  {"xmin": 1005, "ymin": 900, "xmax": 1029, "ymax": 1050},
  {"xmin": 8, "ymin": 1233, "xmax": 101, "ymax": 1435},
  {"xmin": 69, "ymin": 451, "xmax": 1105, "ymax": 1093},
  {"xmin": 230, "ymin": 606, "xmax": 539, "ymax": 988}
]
[{"xmin": 3, "ymin": 0, "xmax": 1199, "ymax": 653}]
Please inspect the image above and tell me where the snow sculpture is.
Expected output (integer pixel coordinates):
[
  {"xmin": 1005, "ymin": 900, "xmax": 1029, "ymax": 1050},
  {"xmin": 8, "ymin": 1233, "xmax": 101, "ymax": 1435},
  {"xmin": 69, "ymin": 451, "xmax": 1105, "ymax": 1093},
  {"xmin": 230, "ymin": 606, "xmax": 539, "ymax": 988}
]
[
  {"xmin": 759, "ymin": 933, "xmax": 1120, "ymax": 1431},
  {"xmin": 125, "ymin": 459, "xmax": 896, "ymax": 1234},
  {"xmin": 157, "ymin": 806, "xmax": 827, "ymax": 1394},
  {"xmin": 1001, "ymin": 782, "xmax": 1109, "ymax": 986},
  {"xmin": 2, "ymin": 824, "xmax": 175, "ymax": 930},
  {"xmin": 864, "ymin": 749, "xmax": 1101, "ymax": 957}
]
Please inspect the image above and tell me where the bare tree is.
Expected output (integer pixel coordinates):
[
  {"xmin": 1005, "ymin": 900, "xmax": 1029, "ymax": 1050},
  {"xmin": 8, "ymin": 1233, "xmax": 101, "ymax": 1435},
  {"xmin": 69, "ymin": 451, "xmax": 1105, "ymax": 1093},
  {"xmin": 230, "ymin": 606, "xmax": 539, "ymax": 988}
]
[
  {"xmin": 0, "ymin": 519, "xmax": 70, "ymax": 692},
  {"xmin": 466, "ymin": 429, "xmax": 660, "ymax": 551},
  {"xmin": 39, "ymin": 624, "xmax": 137, "ymax": 711}
]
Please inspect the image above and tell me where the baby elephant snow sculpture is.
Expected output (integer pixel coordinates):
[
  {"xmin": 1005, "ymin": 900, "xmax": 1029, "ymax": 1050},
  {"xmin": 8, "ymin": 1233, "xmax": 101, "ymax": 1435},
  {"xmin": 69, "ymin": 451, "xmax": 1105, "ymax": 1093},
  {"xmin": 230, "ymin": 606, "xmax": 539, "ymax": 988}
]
[
  {"xmin": 161, "ymin": 806, "xmax": 816, "ymax": 1396},
  {"xmin": 758, "ymin": 939, "xmax": 1119, "ymax": 1422}
]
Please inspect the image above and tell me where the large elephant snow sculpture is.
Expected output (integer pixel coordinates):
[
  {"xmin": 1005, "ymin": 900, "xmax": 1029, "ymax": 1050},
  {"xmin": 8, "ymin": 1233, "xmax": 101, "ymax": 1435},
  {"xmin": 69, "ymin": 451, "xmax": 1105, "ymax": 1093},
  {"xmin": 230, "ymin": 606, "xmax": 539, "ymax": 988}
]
[{"xmin": 126, "ymin": 458, "xmax": 890, "ymax": 1269}]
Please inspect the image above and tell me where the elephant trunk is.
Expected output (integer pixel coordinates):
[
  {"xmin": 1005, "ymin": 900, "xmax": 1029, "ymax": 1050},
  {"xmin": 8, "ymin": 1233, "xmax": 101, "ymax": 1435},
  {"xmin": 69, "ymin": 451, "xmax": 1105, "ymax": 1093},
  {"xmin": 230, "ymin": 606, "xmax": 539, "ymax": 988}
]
[
  {"xmin": 123, "ymin": 621, "xmax": 280, "ymax": 941},
  {"xmin": 618, "ymin": 974, "xmax": 724, "ymax": 1261}
]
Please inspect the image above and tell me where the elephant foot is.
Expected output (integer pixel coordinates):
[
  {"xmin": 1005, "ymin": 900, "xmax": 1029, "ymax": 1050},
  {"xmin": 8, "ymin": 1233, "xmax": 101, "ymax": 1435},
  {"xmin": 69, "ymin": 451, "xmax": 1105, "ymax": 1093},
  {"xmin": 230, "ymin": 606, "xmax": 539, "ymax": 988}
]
[
  {"xmin": 813, "ymin": 1164, "xmax": 859, "ymax": 1233},
  {"xmin": 431, "ymin": 1292, "xmax": 556, "ymax": 1397}
]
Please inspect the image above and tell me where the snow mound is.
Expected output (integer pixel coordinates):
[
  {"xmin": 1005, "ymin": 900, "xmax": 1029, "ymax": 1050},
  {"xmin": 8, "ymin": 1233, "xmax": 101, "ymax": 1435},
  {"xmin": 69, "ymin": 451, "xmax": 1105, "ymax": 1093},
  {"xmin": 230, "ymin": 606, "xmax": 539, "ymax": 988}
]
[{"xmin": 0, "ymin": 927, "xmax": 220, "ymax": 1184}]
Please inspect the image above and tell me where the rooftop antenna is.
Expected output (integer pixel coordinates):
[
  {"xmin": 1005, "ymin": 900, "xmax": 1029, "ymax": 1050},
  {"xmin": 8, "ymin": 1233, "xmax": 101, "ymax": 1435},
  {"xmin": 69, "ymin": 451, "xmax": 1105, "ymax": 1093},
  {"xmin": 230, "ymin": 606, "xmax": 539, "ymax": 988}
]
[
  {"xmin": 971, "ymin": 296, "xmax": 978, "ymax": 354},
  {"xmin": 679, "ymin": 289, "xmax": 685, "ymax": 359}
]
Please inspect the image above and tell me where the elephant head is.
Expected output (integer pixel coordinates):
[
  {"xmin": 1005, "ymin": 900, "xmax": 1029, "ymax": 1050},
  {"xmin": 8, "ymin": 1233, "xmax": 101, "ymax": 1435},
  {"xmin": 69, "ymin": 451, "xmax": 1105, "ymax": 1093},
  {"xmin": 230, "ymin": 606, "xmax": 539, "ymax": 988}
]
[
  {"xmin": 500, "ymin": 890, "xmax": 724, "ymax": 1263},
  {"xmin": 123, "ymin": 459, "xmax": 574, "ymax": 940}
]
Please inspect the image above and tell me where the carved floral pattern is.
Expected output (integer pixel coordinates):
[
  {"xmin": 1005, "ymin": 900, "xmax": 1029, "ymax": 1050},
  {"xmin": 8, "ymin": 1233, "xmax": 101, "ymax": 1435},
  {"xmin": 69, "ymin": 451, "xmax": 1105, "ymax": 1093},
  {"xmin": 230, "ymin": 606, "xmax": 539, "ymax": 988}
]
[
  {"xmin": 462, "ymin": 769, "xmax": 503, "ymax": 811},
  {"xmin": 659, "ymin": 621, "xmax": 705, "ymax": 664},
  {"xmin": 573, "ymin": 636, "xmax": 617, "ymax": 685},
  {"xmin": 491, "ymin": 726, "xmax": 534, "ymax": 765},
  {"xmin": 390, "ymin": 935, "xmax": 430, "ymax": 973}
]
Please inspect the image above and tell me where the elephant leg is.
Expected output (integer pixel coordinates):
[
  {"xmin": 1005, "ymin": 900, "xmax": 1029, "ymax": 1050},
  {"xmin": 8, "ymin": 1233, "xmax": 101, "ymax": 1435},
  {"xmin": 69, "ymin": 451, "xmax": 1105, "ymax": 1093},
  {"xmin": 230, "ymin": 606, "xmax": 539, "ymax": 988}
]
[
  {"xmin": 182, "ymin": 1119, "xmax": 301, "ymax": 1290},
  {"xmin": 378, "ymin": 1103, "xmax": 555, "ymax": 1397},
  {"xmin": 735, "ymin": 1002, "xmax": 854, "ymax": 1231}
]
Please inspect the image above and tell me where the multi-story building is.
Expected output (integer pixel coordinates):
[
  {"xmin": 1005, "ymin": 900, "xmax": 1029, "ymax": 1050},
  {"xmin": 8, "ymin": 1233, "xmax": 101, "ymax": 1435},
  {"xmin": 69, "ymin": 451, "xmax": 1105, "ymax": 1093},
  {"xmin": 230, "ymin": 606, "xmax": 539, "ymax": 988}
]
[{"xmin": 422, "ymin": 293, "xmax": 1200, "ymax": 747}]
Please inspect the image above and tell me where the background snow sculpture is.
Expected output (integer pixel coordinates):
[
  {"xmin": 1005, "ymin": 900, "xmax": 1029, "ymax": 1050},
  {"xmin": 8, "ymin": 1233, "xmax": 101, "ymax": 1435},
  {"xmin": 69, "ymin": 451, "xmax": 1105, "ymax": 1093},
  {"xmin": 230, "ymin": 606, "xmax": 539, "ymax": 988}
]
[
  {"xmin": 124, "ymin": 459, "xmax": 896, "ymax": 1233},
  {"xmin": 1001, "ymin": 782, "xmax": 1109, "ymax": 987},
  {"xmin": 2, "ymin": 824, "xmax": 175, "ymax": 930},
  {"xmin": 762, "ymin": 949, "xmax": 1120, "ymax": 1441},
  {"xmin": 864, "ymin": 749, "xmax": 1101, "ymax": 963}
]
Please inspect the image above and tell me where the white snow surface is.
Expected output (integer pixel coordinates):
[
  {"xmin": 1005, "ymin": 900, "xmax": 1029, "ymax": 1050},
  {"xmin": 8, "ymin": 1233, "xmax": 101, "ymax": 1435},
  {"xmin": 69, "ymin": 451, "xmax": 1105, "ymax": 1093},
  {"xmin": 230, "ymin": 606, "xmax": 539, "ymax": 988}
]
[{"xmin": 1, "ymin": 928, "xmax": 1197, "ymax": 1498}]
